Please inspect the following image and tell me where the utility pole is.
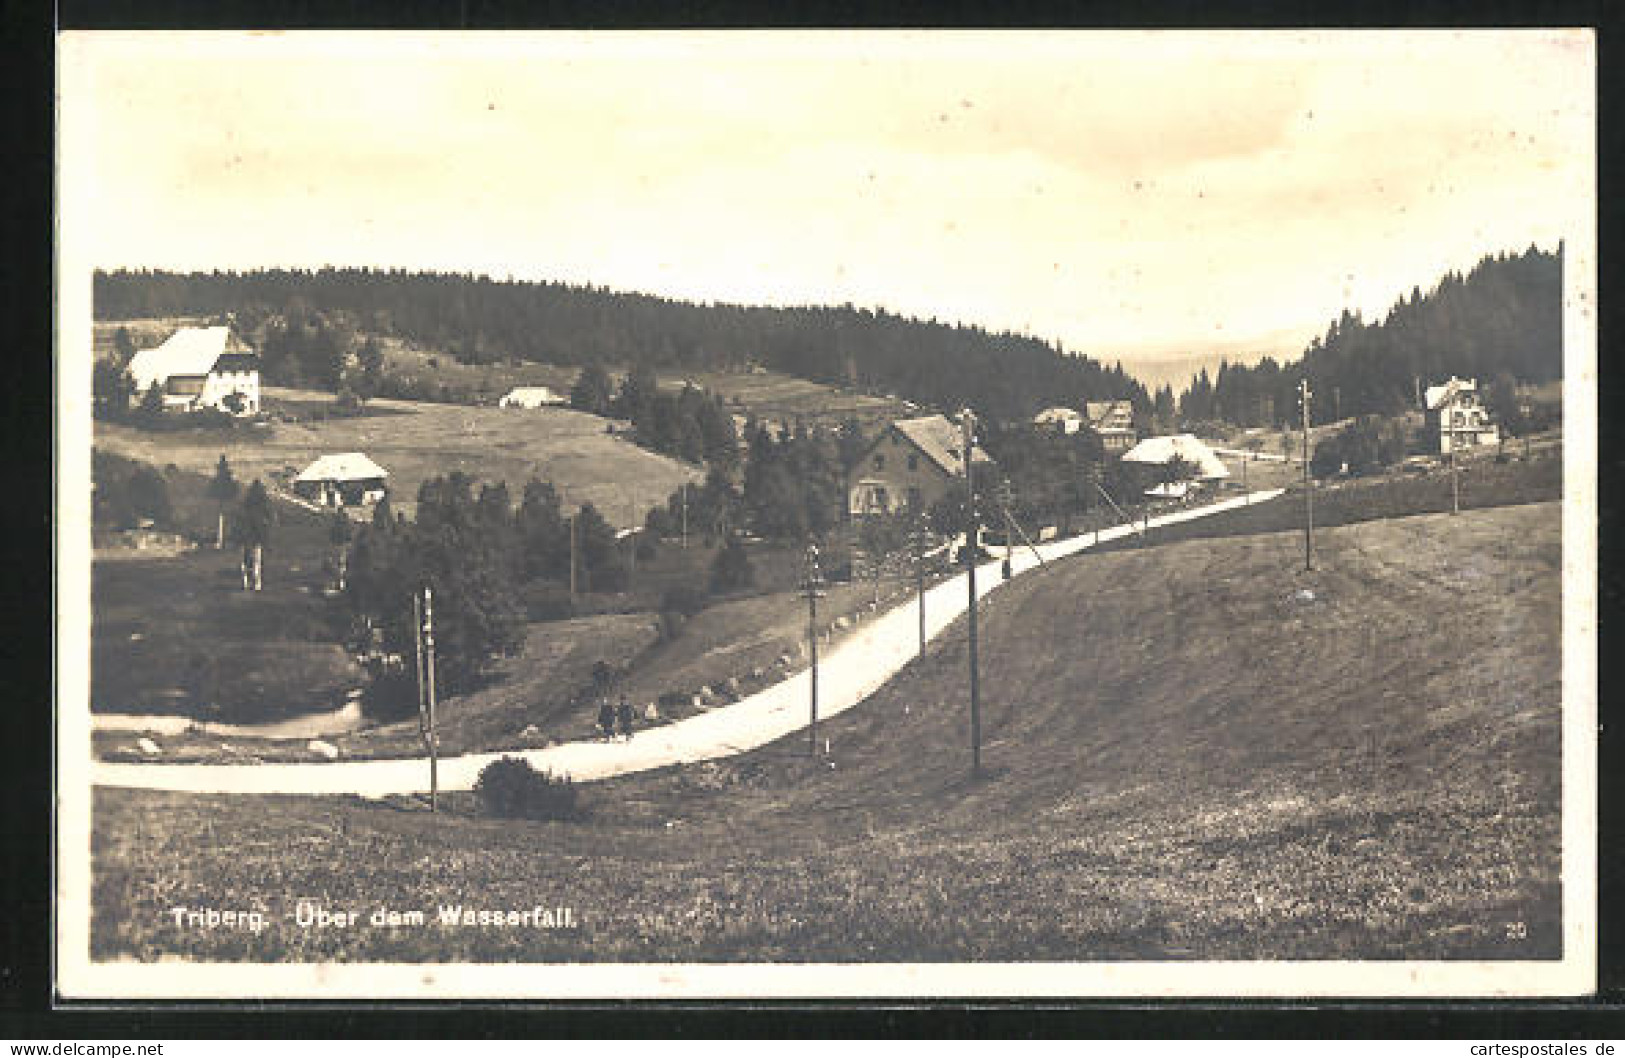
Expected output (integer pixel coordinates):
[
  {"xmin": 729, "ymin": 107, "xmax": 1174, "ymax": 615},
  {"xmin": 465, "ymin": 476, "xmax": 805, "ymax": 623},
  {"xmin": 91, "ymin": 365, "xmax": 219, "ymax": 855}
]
[
  {"xmin": 420, "ymin": 585, "xmax": 440, "ymax": 813},
  {"xmin": 998, "ymin": 477, "xmax": 1015, "ymax": 579},
  {"xmin": 1300, "ymin": 377, "xmax": 1314, "ymax": 571},
  {"xmin": 910, "ymin": 516, "xmax": 929, "ymax": 659},
  {"xmin": 801, "ymin": 544, "xmax": 826, "ymax": 757},
  {"xmin": 961, "ymin": 409, "xmax": 982, "ymax": 778},
  {"xmin": 680, "ymin": 481, "xmax": 689, "ymax": 550},
  {"xmin": 568, "ymin": 513, "xmax": 578, "ymax": 603},
  {"xmin": 1449, "ymin": 437, "xmax": 1460, "ymax": 516}
]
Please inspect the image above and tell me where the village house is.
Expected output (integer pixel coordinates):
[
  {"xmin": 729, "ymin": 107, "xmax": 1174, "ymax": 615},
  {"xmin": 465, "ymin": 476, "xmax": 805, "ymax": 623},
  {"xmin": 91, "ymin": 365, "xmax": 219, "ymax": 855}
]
[
  {"xmin": 1121, "ymin": 434, "xmax": 1231, "ymax": 498},
  {"xmin": 1084, "ymin": 400, "xmax": 1137, "ymax": 452},
  {"xmin": 1424, "ymin": 376, "xmax": 1500, "ymax": 454},
  {"xmin": 125, "ymin": 325, "xmax": 260, "ymax": 416},
  {"xmin": 1032, "ymin": 406, "xmax": 1085, "ymax": 434},
  {"xmin": 498, "ymin": 385, "xmax": 568, "ymax": 409},
  {"xmin": 293, "ymin": 453, "xmax": 390, "ymax": 509},
  {"xmin": 849, "ymin": 414, "xmax": 994, "ymax": 517}
]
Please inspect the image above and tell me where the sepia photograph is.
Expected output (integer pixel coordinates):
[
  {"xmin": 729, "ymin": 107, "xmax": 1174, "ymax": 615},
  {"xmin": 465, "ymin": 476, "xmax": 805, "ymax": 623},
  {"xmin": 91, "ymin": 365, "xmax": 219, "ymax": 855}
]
[{"xmin": 54, "ymin": 29, "xmax": 1596, "ymax": 999}]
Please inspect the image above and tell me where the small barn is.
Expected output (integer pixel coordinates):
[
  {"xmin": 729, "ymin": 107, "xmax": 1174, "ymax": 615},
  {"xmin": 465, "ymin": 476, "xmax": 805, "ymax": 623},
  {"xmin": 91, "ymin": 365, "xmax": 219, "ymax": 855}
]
[
  {"xmin": 293, "ymin": 453, "xmax": 390, "ymax": 508},
  {"xmin": 499, "ymin": 386, "xmax": 568, "ymax": 409}
]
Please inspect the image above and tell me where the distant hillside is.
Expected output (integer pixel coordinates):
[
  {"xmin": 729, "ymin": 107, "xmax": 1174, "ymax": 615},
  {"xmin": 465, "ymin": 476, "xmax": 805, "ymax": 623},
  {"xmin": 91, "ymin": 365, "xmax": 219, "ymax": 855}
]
[
  {"xmin": 94, "ymin": 268, "xmax": 1149, "ymax": 424},
  {"xmin": 1176, "ymin": 245, "xmax": 1562, "ymax": 427}
]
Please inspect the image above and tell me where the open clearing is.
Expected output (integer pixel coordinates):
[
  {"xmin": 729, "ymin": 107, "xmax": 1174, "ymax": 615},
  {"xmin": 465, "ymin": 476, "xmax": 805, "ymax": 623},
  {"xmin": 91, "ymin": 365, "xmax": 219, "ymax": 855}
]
[
  {"xmin": 95, "ymin": 389, "xmax": 702, "ymax": 524},
  {"xmin": 93, "ymin": 502, "xmax": 1560, "ymax": 962}
]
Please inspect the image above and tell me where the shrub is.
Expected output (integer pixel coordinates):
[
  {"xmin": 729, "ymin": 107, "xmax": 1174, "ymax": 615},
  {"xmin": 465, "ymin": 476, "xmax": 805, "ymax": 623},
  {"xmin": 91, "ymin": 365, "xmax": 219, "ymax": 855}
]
[
  {"xmin": 660, "ymin": 582, "xmax": 709, "ymax": 618},
  {"xmin": 474, "ymin": 756, "xmax": 578, "ymax": 820},
  {"xmin": 710, "ymin": 535, "xmax": 755, "ymax": 594}
]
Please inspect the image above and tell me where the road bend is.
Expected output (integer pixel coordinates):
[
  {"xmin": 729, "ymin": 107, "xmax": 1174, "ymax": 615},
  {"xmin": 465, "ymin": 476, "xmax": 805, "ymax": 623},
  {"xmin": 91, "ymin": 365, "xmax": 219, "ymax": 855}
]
[{"xmin": 91, "ymin": 489, "xmax": 1284, "ymax": 795}]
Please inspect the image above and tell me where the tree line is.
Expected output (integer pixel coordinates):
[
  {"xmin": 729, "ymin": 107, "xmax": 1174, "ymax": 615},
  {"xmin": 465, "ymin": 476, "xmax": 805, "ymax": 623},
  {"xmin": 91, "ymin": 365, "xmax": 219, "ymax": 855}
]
[
  {"xmin": 1176, "ymin": 244, "xmax": 1562, "ymax": 428},
  {"xmin": 93, "ymin": 267, "xmax": 1149, "ymax": 424}
]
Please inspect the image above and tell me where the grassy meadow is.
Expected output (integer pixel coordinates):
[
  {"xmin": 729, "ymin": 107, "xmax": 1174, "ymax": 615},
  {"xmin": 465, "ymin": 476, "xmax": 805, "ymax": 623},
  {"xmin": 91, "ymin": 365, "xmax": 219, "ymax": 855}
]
[
  {"xmin": 95, "ymin": 387, "xmax": 703, "ymax": 524},
  {"xmin": 92, "ymin": 502, "xmax": 1562, "ymax": 962}
]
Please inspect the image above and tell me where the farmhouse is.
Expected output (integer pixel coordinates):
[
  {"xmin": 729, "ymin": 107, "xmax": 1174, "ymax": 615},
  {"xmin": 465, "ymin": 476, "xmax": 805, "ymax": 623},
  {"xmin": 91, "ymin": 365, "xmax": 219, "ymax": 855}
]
[
  {"xmin": 293, "ymin": 453, "xmax": 390, "ymax": 509},
  {"xmin": 1424, "ymin": 376, "xmax": 1500, "ymax": 454},
  {"xmin": 849, "ymin": 414, "xmax": 994, "ymax": 517},
  {"xmin": 499, "ymin": 386, "xmax": 568, "ymax": 409},
  {"xmin": 1084, "ymin": 400, "xmax": 1137, "ymax": 452},
  {"xmin": 1122, "ymin": 434, "xmax": 1230, "ymax": 497},
  {"xmin": 126, "ymin": 326, "xmax": 260, "ymax": 416},
  {"xmin": 1032, "ymin": 406, "xmax": 1085, "ymax": 434}
]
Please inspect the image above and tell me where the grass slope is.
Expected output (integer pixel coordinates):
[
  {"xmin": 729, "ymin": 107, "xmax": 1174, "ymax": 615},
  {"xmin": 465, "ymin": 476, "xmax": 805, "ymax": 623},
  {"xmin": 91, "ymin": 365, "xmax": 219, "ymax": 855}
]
[
  {"xmin": 95, "ymin": 391, "xmax": 702, "ymax": 525},
  {"xmin": 92, "ymin": 503, "xmax": 1561, "ymax": 962}
]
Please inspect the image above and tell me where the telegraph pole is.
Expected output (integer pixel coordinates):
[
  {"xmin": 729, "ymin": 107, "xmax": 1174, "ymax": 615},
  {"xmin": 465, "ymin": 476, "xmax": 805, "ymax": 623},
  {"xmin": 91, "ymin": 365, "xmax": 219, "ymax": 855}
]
[
  {"xmin": 801, "ymin": 544, "xmax": 826, "ymax": 757},
  {"xmin": 910, "ymin": 516, "xmax": 929, "ymax": 659},
  {"xmin": 568, "ymin": 513, "xmax": 578, "ymax": 603},
  {"xmin": 961, "ymin": 409, "xmax": 982, "ymax": 777},
  {"xmin": 420, "ymin": 585, "xmax": 440, "ymax": 813},
  {"xmin": 1300, "ymin": 377, "xmax": 1314, "ymax": 571},
  {"xmin": 680, "ymin": 482, "xmax": 689, "ymax": 550},
  {"xmin": 1449, "ymin": 440, "xmax": 1460, "ymax": 516}
]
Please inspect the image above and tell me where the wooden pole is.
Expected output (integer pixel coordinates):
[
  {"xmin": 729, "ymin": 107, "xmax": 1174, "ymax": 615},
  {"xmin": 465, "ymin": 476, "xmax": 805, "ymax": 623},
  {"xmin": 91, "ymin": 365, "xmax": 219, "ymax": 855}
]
[
  {"xmin": 961, "ymin": 411, "xmax": 981, "ymax": 778},
  {"xmin": 803, "ymin": 544, "xmax": 823, "ymax": 757},
  {"xmin": 1301, "ymin": 378, "xmax": 1314, "ymax": 571},
  {"xmin": 422, "ymin": 586, "xmax": 439, "ymax": 813},
  {"xmin": 568, "ymin": 513, "xmax": 578, "ymax": 603}
]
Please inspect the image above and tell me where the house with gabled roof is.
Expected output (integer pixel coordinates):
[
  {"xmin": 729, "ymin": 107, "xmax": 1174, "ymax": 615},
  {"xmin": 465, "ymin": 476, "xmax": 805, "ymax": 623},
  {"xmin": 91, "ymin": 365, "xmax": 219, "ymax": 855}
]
[
  {"xmin": 293, "ymin": 453, "xmax": 390, "ymax": 509},
  {"xmin": 1084, "ymin": 399, "xmax": 1137, "ymax": 452},
  {"xmin": 849, "ymin": 414, "xmax": 994, "ymax": 517},
  {"xmin": 125, "ymin": 325, "xmax": 260, "ymax": 416},
  {"xmin": 1424, "ymin": 376, "xmax": 1500, "ymax": 454}
]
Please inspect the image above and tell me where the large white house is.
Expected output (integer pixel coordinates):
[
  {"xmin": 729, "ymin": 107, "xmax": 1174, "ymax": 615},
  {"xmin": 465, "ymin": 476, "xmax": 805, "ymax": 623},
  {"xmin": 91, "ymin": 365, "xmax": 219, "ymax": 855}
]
[
  {"xmin": 1424, "ymin": 376, "xmax": 1500, "ymax": 454},
  {"xmin": 126, "ymin": 326, "xmax": 260, "ymax": 416},
  {"xmin": 1122, "ymin": 433, "xmax": 1231, "ymax": 496}
]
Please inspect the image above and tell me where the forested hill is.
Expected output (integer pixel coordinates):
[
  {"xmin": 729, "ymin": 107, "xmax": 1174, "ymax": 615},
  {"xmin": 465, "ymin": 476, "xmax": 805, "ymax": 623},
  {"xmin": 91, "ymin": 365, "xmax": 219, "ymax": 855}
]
[
  {"xmin": 93, "ymin": 268, "xmax": 1148, "ymax": 423},
  {"xmin": 1177, "ymin": 244, "xmax": 1562, "ymax": 427}
]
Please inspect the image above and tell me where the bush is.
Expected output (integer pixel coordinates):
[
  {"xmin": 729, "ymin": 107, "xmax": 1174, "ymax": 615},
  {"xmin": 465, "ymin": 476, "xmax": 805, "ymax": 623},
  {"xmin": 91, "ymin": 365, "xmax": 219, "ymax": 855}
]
[
  {"xmin": 474, "ymin": 756, "xmax": 578, "ymax": 820},
  {"xmin": 660, "ymin": 582, "xmax": 710, "ymax": 618},
  {"xmin": 710, "ymin": 535, "xmax": 755, "ymax": 594}
]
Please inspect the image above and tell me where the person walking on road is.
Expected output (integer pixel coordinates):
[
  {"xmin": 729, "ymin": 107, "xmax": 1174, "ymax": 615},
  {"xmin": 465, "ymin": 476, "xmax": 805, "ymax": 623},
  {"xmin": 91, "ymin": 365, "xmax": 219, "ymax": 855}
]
[
  {"xmin": 616, "ymin": 694, "xmax": 636, "ymax": 742},
  {"xmin": 597, "ymin": 697, "xmax": 616, "ymax": 741}
]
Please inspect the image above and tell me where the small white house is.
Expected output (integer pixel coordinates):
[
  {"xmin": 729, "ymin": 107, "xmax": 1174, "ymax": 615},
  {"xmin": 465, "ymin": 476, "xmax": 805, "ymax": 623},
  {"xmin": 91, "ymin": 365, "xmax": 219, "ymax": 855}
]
[
  {"xmin": 1424, "ymin": 377, "xmax": 1500, "ymax": 454},
  {"xmin": 293, "ymin": 453, "xmax": 389, "ymax": 508},
  {"xmin": 1032, "ymin": 406, "xmax": 1084, "ymax": 434},
  {"xmin": 499, "ymin": 386, "xmax": 568, "ymax": 409},
  {"xmin": 126, "ymin": 326, "xmax": 260, "ymax": 416}
]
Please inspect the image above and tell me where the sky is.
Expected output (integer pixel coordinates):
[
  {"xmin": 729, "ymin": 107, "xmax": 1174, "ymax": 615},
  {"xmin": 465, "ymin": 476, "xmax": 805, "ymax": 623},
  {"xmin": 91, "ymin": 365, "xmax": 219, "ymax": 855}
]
[{"xmin": 59, "ymin": 30, "xmax": 1593, "ymax": 370}]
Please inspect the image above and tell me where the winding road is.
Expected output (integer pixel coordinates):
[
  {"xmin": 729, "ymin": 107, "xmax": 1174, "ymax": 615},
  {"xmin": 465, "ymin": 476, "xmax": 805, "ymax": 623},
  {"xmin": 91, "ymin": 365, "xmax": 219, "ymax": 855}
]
[{"xmin": 91, "ymin": 489, "xmax": 1283, "ymax": 795}]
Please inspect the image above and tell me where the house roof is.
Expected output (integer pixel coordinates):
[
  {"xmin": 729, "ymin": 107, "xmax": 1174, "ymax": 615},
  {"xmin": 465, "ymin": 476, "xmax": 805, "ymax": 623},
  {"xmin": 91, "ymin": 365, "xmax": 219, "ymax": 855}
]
[
  {"xmin": 1033, "ymin": 406, "xmax": 1082, "ymax": 425},
  {"xmin": 1424, "ymin": 376, "xmax": 1478, "ymax": 410},
  {"xmin": 125, "ymin": 326, "xmax": 251, "ymax": 392},
  {"xmin": 888, "ymin": 414, "xmax": 993, "ymax": 475},
  {"xmin": 502, "ymin": 386, "xmax": 564, "ymax": 402},
  {"xmin": 1085, "ymin": 399, "xmax": 1133, "ymax": 423},
  {"xmin": 1121, "ymin": 434, "xmax": 1230, "ymax": 479},
  {"xmin": 295, "ymin": 452, "xmax": 390, "ymax": 483}
]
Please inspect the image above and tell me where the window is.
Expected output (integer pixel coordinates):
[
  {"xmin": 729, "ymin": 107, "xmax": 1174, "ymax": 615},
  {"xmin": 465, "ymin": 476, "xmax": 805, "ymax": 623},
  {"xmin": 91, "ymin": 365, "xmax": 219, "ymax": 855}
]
[
  {"xmin": 873, "ymin": 454, "xmax": 885, "ymax": 471},
  {"xmin": 907, "ymin": 487, "xmax": 923, "ymax": 510},
  {"xmin": 908, "ymin": 453, "xmax": 919, "ymax": 471}
]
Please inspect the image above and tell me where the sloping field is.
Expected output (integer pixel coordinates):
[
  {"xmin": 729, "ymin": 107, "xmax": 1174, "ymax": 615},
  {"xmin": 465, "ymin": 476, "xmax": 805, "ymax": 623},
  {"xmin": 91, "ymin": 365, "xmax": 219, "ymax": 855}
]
[
  {"xmin": 92, "ymin": 503, "xmax": 1561, "ymax": 962},
  {"xmin": 94, "ymin": 393, "xmax": 702, "ymax": 524},
  {"xmin": 673, "ymin": 369, "xmax": 914, "ymax": 429}
]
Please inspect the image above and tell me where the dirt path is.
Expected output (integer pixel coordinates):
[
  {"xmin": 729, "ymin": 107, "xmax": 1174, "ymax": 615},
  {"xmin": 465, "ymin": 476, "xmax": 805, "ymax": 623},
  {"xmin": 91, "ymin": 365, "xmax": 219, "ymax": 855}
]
[{"xmin": 89, "ymin": 489, "xmax": 1285, "ymax": 795}]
